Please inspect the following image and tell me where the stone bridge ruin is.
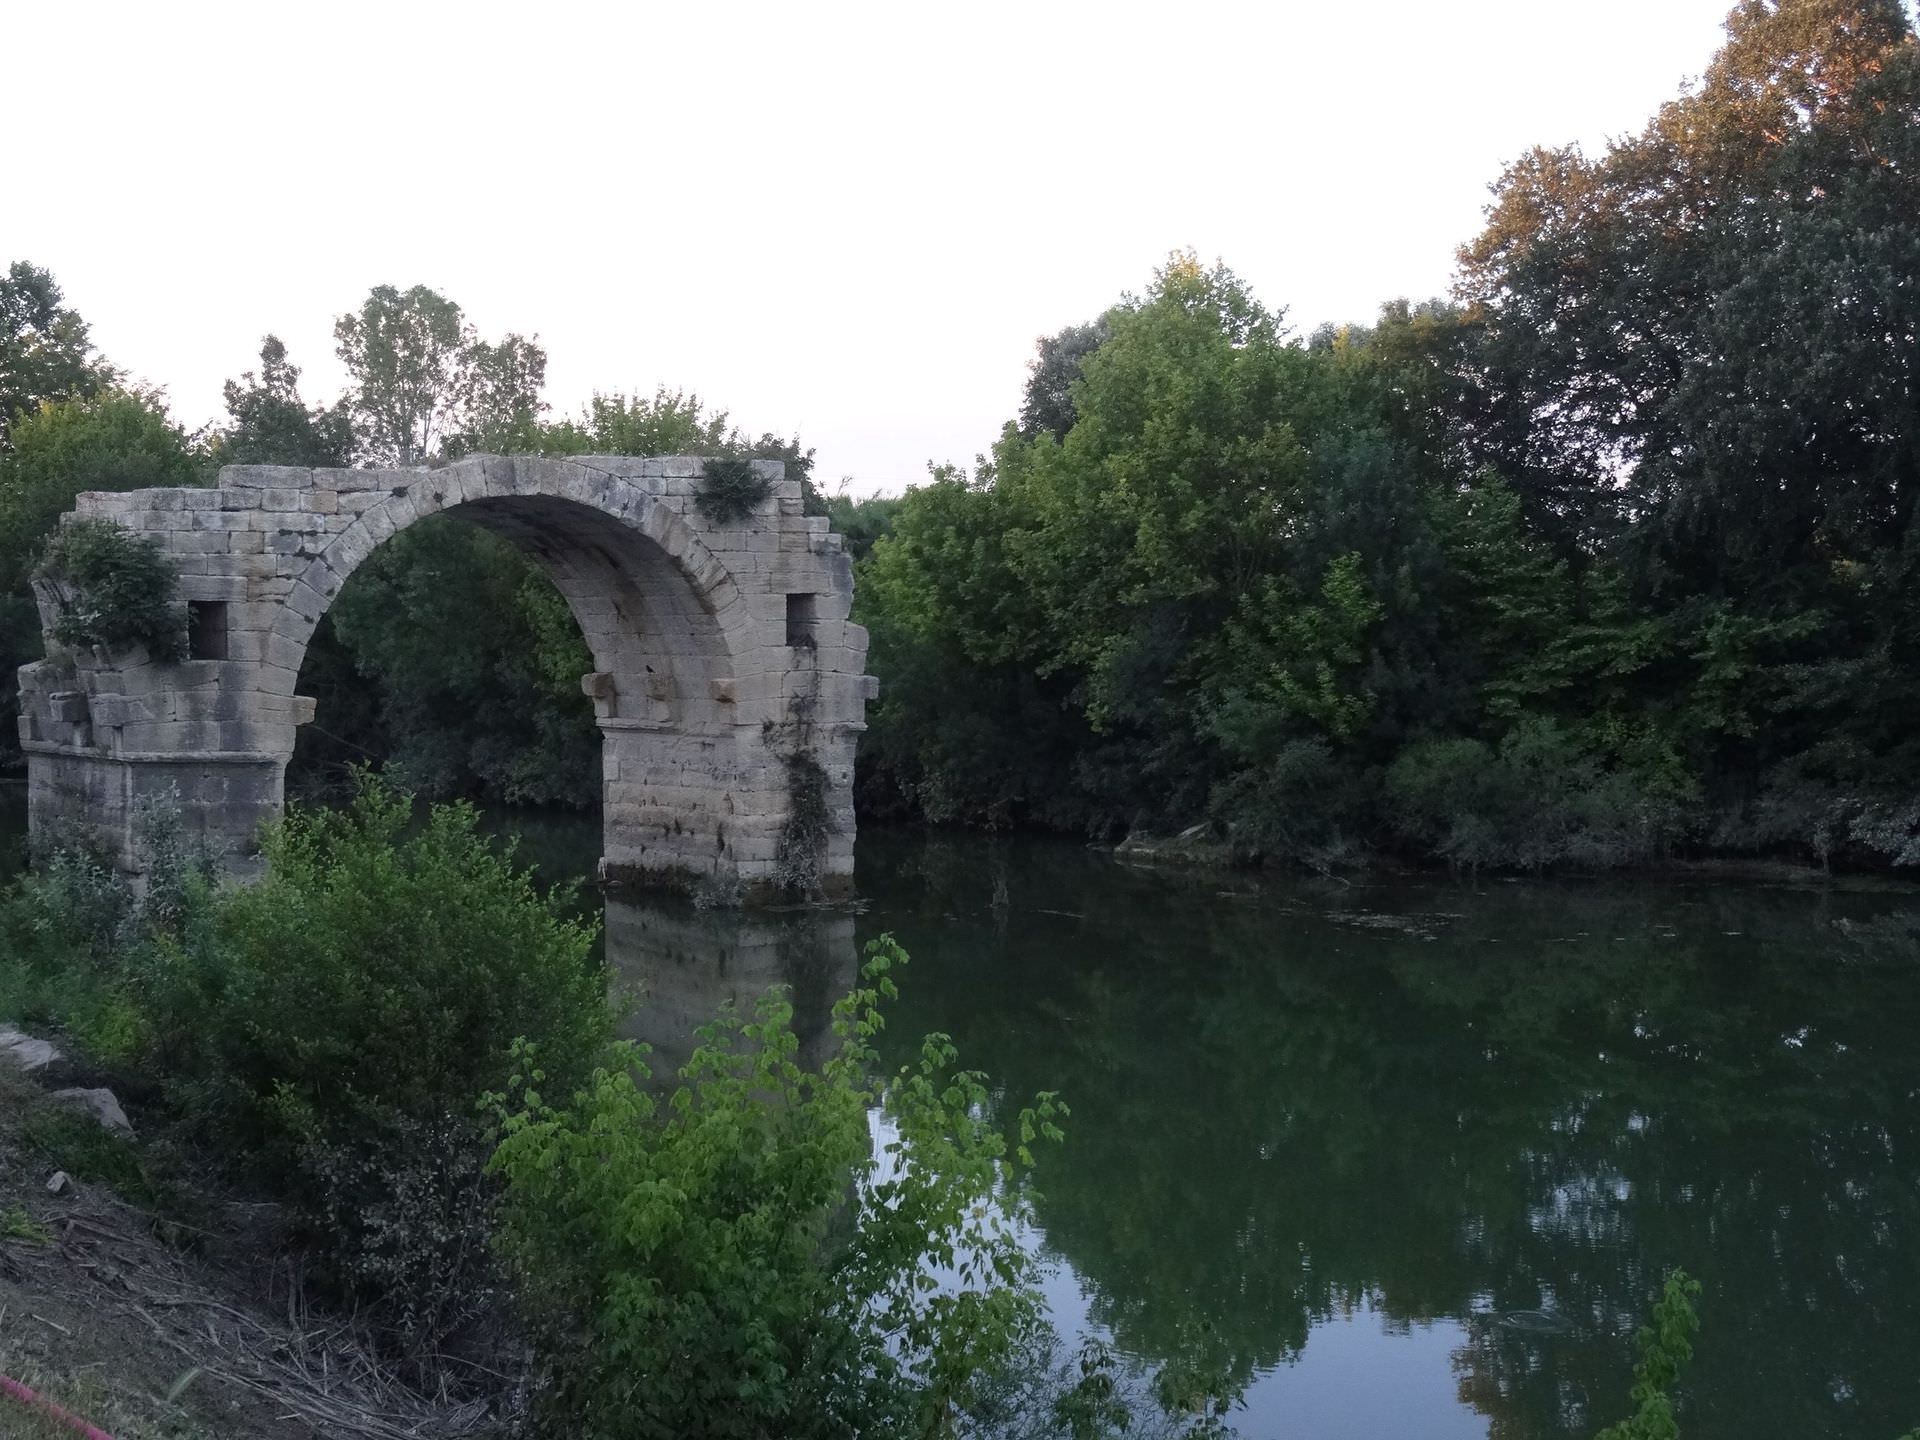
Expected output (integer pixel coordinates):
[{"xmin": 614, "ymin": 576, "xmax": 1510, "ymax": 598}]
[{"xmin": 17, "ymin": 455, "xmax": 873, "ymax": 901}]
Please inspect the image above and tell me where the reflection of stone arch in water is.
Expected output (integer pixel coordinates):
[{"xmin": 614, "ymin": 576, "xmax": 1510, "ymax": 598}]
[
  {"xmin": 18, "ymin": 456, "xmax": 875, "ymax": 899},
  {"xmin": 605, "ymin": 894, "xmax": 858, "ymax": 1078}
]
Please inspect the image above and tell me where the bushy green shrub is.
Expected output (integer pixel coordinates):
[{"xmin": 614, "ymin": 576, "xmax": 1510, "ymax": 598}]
[
  {"xmin": 138, "ymin": 775, "xmax": 607, "ymax": 1152},
  {"xmin": 297, "ymin": 1110, "xmax": 504, "ymax": 1350},
  {"xmin": 29, "ymin": 775, "xmax": 613, "ymax": 1354},
  {"xmin": 1385, "ymin": 718, "xmax": 1695, "ymax": 872},
  {"xmin": 1720, "ymin": 755, "xmax": 1920, "ymax": 870},
  {"xmin": 35, "ymin": 517, "xmax": 184, "ymax": 660},
  {"xmin": 0, "ymin": 812, "xmax": 182, "ymax": 1065},
  {"xmin": 1209, "ymin": 739, "xmax": 1376, "ymax": 873},
  {"xmin": 695, "ymin": 456, "xmax": 772, "ymax": 524},
  {"xmin": 490, "ymin": 934, "xmax": 1066, "ymax": 1440},
  {"xmin": 0, "ymin": 776, "xmax": 615, "ymax": 1369}
]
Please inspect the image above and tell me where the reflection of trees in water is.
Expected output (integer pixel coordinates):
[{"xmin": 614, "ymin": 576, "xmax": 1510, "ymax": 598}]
[
  {"xmin": 603, "ymin": 895, "xmax": 858, "ymax": 1079},
  {"xmin": 857, "ymin": 836, "xmax": 1920, "ymax": 1440}
]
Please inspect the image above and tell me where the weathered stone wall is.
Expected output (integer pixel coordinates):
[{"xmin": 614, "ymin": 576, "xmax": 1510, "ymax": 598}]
[{"xmin": 18, "ymin": 455, "xmax": 873, "ymax": 900}]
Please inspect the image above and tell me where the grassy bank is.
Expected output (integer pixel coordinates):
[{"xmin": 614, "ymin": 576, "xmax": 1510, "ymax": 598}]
[{"xmin": 0, "ymin": 779, "xmax": 1105, "ymax": 1439}]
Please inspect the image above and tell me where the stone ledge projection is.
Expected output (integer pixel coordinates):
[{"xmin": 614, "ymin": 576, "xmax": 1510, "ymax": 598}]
[{"xmin": 17, "ymin": 455, "xmax": 875, "ymax": 902}]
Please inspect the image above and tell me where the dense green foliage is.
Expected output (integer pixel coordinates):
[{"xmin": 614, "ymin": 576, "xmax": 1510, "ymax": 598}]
[
  {"xmin": 333, "ymin": 282, "xmax": 548, "ymax": 465},
  {"xmin": 853, "ymin": 0, "xmax": 1920, "ymax": 872},
  {"xmin": 0, "ymin": 798, "xmax": 1121, "ymax": 1435},
  {"xmin": 299, "ymin": 519, "xmax": 601, "ymax": 806},
  {"xmin": 492, "ymin": 935, "xmax": 1066, "ymax": 1439},
  {"xmin": 0, "ymin": 389, "xmax": 203, "ymax": 750},
  {"xmin": 35, "ymin": 517, "xmax": 185, "ymax": 660},
  {"xmin": 154, "ymin": 779, "xmax": 609, "ymax": 1159},
  {"xmin": 0, "ymin": 261, "xmax": 115, "ymax": 448},
  {"xmin": 0, "ymin": 389, "xmax": 201, "ymax": 571},
  {"xmin": 210, "ymin": 334, "xmax": 352, "ymax": 467},
  {"xmin": 0, "ymin": 778, "xmax": 609, "ymax": 1347}
]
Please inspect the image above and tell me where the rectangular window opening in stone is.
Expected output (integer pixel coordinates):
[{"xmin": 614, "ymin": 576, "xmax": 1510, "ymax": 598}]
[
  {"xmin": 187, "ymin": 600, "xmax": 229, "ymax": 661},
  {"xmin": 786, "ymin": 592, "xmax": 820, "ymax": 647}
]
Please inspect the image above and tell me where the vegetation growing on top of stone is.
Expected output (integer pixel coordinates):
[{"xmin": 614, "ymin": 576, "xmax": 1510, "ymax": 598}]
[
  {"xmin": 695, "ymin": 455, "xmax": 772, "ymax": 524},
  {"xmin": 34, "ymin": 517, "xmax": 184, "ymax": 661}
]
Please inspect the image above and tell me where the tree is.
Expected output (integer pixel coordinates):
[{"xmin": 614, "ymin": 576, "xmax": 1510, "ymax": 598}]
[
  {"xmin": 1446, "ymin": 0, "xmax": 1920, "ymax": 848},
  {"xmin": 997, "ymin": 254, "xmax": 1311, "ymax": 684},
  {"xmin": 1456, "ymin": 0, "xmax": 1920, "ymax": 582},
  {"xmin": 1017, "ymin": 317, "xmax": 1111, "ymax": 441},
  {"xmin": 213, "ymin": 335, "xmax": 352, "ymax": 467},
  {"xmin": 333, "ymin": 284, "xmax": 546, "ymax": 465},
  {"xmin": 537, "ymin": 386, "xmax": 816, "ymax": 488},
  {"xmin": 445, "ymin": 334, "xmax": 550, "ymax": 456},
  {"xmin": 538, "ymin": 386, "xmax": 735, "ymax": 455},
  {"xmin": 0, "ymin": 262, "xmax": 116, "ymax": 450}
]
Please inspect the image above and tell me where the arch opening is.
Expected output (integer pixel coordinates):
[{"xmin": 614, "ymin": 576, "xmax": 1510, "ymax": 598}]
[{"xmin": 286, "ymin": 490, "xmax": 745, "ymax": 890}]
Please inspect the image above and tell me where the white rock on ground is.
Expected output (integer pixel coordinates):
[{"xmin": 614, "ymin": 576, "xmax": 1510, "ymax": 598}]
[
  {"xmin": 0, "ymin": 1027, "xmax": 64, "ymax": 1075},
  {"xmin": 51, "ymin": 1087, "xmax": 134, "ymax": 1136}
]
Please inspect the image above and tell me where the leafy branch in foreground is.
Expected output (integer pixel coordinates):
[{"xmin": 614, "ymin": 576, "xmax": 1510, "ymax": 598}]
[
  {"xmin": 489, "ymin": 933, "xmax": 1067, "ymax": 1440},
  {"xmin": 1596, "ymin": 1271, "xmax": 1701, "ymax": 1440}
]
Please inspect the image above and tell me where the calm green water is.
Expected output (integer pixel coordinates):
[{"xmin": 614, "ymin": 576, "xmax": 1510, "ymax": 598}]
[{"xmin": 593, "ymin": 828, "xmax": 1920, "ymax": 1440}]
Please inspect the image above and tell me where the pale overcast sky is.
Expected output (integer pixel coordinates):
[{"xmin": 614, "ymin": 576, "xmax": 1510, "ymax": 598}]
[{"xmin": 5, "ymin": 0, "xmax": 1736, "ymax": 493}]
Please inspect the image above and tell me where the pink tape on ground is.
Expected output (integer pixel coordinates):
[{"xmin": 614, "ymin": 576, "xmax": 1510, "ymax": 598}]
[{"xmin": 0, "ymin": 1371, "xmax": 121, "ymax": 1439}]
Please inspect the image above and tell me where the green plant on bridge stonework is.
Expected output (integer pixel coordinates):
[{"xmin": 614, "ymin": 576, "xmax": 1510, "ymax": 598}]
[
  {"xmin": 695, "ymin": 456, "xmax": 772, "ymax": 524},
  {"xmin": 35, "ymin": 517, "xmax": 184, "ymax": 661}
]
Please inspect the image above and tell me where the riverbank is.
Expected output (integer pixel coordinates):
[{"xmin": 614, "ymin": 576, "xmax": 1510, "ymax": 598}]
[
  {"xmin": 0, "ymin": 1062, "xmax": 489, "ymax": 1440},
  {"xmin": 1109, "ymin": 821, "xmax": 1920, "ymax": 893}
]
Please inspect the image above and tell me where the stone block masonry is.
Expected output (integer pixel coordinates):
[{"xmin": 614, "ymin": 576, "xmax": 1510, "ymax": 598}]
[{"xmin": 18, "ymin": 455, "xmax": 874, "ymax": 902}]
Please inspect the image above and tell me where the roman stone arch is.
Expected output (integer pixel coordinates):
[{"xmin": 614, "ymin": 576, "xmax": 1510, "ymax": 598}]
[{"xmin": 17, "ymin": 455, "xmax": 875, "ymax": 901}]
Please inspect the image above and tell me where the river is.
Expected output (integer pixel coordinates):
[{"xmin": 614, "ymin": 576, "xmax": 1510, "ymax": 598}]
[
  {"xmin": 7, "ymin": 786, "xmax": 1920, "ymax": 1438},
  {"xmin": 577, "ymin": 822, "xmax": 1920, "ymax": 1440}
]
